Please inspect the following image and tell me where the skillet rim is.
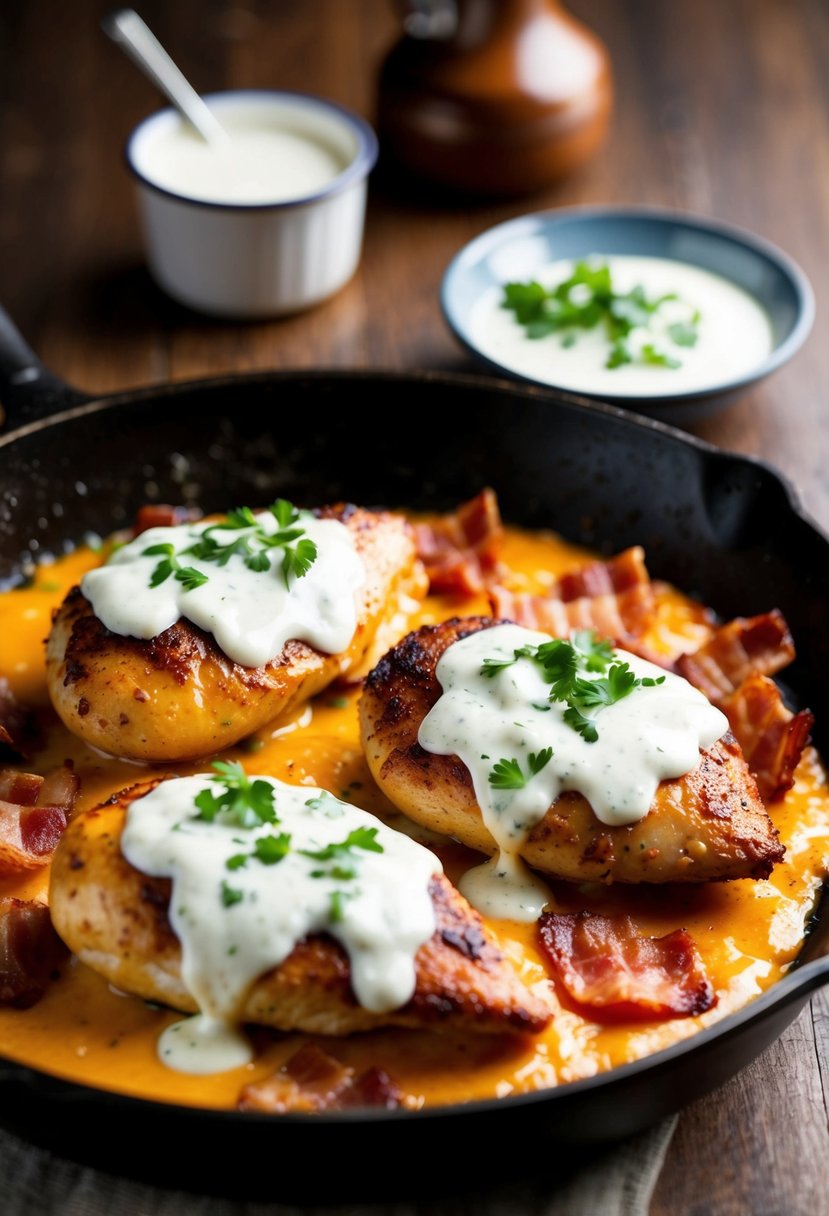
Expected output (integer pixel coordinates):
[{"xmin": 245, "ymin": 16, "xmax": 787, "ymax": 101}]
[
  {"xmin": 0, "ymin": 364, "xmax": 827, "ymax": 1135},
  {"xmin": 0, "ymin": 363, "xmax": 818, "ymax": 522}
]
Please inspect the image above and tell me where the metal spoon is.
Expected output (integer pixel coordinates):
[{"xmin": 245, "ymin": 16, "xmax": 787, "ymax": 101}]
[{"xmin": 101, "ymin": 8, "xmax": 230, "ymax": 146}]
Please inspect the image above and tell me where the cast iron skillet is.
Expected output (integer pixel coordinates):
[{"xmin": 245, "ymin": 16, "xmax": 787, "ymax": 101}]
[{"xmin": 1, "ymin": 306, "xmax": 828, "ymax": 1200}]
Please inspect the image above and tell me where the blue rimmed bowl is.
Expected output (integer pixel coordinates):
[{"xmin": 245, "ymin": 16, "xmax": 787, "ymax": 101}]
[{"xmin": 441, "ymin": 205, "xmax": 815, "ymax": 424}]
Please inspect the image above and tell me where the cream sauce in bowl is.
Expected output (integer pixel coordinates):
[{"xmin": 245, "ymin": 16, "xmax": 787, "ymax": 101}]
[
  {"xmin": 138, "ymin": 113, "xmax": 348, "ymax": 206},
  {"xmin": 468, "ymin": 255, "xmax": 774, "ymax": 397}
]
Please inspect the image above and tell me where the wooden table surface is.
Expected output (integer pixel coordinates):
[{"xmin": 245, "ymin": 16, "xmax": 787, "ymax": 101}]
[{"xmin": 2, "ymin": 1, "xmax": 828, "ymax": 1211}]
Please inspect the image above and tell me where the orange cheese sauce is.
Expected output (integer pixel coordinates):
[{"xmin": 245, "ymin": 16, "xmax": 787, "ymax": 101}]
[{"xmin": 0, "ymin": 523, "xmax": 828, "ymax": 1110}]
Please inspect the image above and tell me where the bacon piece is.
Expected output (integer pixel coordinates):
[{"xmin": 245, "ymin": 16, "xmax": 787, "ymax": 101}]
[
  {"xmin": 558, "ymin": 546, "xmax": 651, "ymax": 601},
  {"xmin": 722, "ymin": 674, "xmax": 813, "ymax": 803},
  {"xmin": 537, "ymin": 911, "xmax": 716, "ymax": 1021},
  {"xmin": 414, "ymin": 489, "xmax": 503, "ymax": 596},
  {"xmin": 0, "ymin": 899, "xmax": 68, "ymax": 1008},
  {"xmin": 676, "ymin": 611, "xmax": 795, "ymax": 703},
  {"xmin": 490, "ymin": 583, "xmax": 655, "ymax": 645},
  {"xmin": 132, "ymin": 504, "xmax": 202, "ymax": 536},
  {"xmin": 38, "ymin": 765, "xmax": 80, "ymax": 815},
  {"xmin": 489, "ymin": 547, "xmax": 655, "ymax": 645},
  {"xmin": 0, "ymin": 678, "xmax": 38, "ymax": 760},
  {"xmin": 339, "ymin": 1066, "xmax": 404, "ymax": 1110},
  {"xmin": 237, "ymin": 1043, "xmax": 404, "ymax": 1114},
  {"xmin": 0, "ymin": 764, "xmax": 77, "ymax": 876}
]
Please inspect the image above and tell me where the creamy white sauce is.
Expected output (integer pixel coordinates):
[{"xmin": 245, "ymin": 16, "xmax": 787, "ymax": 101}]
[
  {"xmin": 137, "ymin": 109, "xmax": 349, "ymax": 205},
  {"xmin": 417, "ymin": 624, "xmax": 728, "ymax": 917},
  {"xmin": 81, "ymin": 511, "xmax": 364, "ymax": 669},
  {"xmin": 120, "ymin": 776, "xmax": 440, "ymax": 1074},
  {"xmin": 469, "ymin": 255, "xmax": 774, "ymax": 396}
]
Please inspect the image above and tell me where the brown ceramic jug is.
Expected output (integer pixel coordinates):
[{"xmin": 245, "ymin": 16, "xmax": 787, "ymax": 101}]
[{"xmin": 377, "ymin": 0, "xmax": 613, "ymax": 196}]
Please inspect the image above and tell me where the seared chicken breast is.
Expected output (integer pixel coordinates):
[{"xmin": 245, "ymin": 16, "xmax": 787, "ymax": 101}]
[
  {"xmin": 46, "ymin": 506, "xmax": 426, "ymax": 762},
  {"xmin": 49, "ymin": 782, "xmax": 553, "ymax": 1037},
  {"xmin": 359, "ymin": 618, "xmax": 784, "ymax": 884}
]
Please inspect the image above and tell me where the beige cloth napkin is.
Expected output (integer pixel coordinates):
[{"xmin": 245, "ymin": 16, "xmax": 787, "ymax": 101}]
[{"xmin": 0, "ymin": 1114, "xmax": 676, "ymax": 1216}]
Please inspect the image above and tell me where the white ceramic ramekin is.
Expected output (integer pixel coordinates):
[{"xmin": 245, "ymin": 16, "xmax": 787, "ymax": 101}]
[{"xmin": 126, "ymin": 90, "xmax": 378, "ymax": 318}]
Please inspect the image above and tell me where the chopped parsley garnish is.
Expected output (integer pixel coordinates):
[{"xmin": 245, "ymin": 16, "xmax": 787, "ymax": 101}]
[
  {"xmin": 481, "ymin": 631, "xmax": 665, "ymax": 744},
  {"xmin": 489, "ymin": 748, "xmax": 553, "ymax": 790},
  {"xmin": 299, "ymin": 827, "xmax": 384, "ymax": 923},
  {"xmin": 305, "ymin": 793, "xmax": 345, "ymax": 818},
  {"xmin": 253, "ymin": 832, "xmax": 292, "ymax": 865},
  {"xmin": 197, "ymin": 773, "xmax": 384, "ymax": 924},
  {"xmin": 299, "ymin": 826, "xmax": 384, "ymax": 864},
  {"xmin": 142, "ymin": 497, "xmax": 317, "ymax": 590},
  {"xmin": 220, "ymin": 880, "xmax": 244, "ymax": 908},
  {"xmin": 329, "ymin": 889, "xmax": 353, "ymax": 924},
  {"xmin": 194, "ymin": 761, "xmax": 278, "ymax": 828},
  {"xmin": 502, "ymin": 261, "xmax": 700, "ymax": 371},
  {"xmin": 141, "ymin": 543, "xmax": 208, "ymax": 592}
]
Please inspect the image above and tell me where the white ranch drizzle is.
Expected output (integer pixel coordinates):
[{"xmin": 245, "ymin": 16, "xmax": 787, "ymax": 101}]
[
  {"xmin": 81, "ymin": 511, "xmax": 364, "ymax": 668},
  {"xmin": 417, "ymin": 624, "xmax": 728, "ymax": 921},
  {"xmin": 120, "ymin": 775, "xmax": 441, "ymax": 1075}
]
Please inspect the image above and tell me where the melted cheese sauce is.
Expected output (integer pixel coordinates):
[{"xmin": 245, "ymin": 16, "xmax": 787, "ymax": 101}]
[
  {"xmin": 418, "ymin": 624, "xmax": 728, "ymax": 919},
  {"xmin": 469, "ymin": 256, "xmax": 774, "ymax": 397},
  {"xmin": 0, "ymin": 524, "xmax": 827, "ymax": 1110}
]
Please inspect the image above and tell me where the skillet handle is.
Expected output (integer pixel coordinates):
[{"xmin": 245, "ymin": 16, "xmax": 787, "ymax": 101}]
[{"xmin": 0, "ymin": 306, "xmax": 92, "ymax": 431}]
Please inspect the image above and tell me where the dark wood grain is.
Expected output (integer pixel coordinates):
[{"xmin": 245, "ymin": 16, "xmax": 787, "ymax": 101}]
[{"xmin": 1, "ymin": 1, "xmax": 828, "ymax": 1212}]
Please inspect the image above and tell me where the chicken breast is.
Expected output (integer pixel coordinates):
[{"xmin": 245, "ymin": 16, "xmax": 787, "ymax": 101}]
[
  {"xmin": 359, "ymin": 618, "xmax": 784, "ymax": 884},
  {"xmin": 46, "ymin": 505, "xmax": 426, "ymax": 762},
  {"xmin": 49, "ymin": 783, "xmax": 553, "ymax": 1037}
]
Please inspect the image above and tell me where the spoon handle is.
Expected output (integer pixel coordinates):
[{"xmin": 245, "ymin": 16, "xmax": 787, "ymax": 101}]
[{"xmin": 101, "ymin": 8, "xmax": 230, "ymax": 146}]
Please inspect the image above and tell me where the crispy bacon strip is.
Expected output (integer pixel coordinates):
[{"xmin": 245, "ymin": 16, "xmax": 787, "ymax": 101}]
[
  {"xmin": 676, "ymin": 611, "xmax": 795, "ymax": 703},
  {"xmin": 0, "ymin": 764, "xmax": 78, "ymax": 876},
  {"xmin": 673, "ymin": 613, "xmax": 810, "ymax": 802},
  {"xmin": 237, "ymin": 1043, "xmax": 403, "ymax": 1114},
  {"xmin": 489, "ymin": 548, "xmax": 655, "ymax": 645},
  {"xmin": 0, "ymin": 678, "xmax": 38, "ymax": 760},
  {"xmin": 132, "ymin": 504, "xmax": 202, "ymax": 536},
  {"xmin": 537, "ymin": 911, "xmax": 716, "ymax": 1021},
  {"xmin": 0, "ymin": 899, "xmax": 68, "ymax": 1008},
  {"xmin": 722, "ymin": 674, "xmax": 813, "ymax": 804},
  {"xmin": 414, "ymin": 489, "xmax": 503, "ymax": 596}
]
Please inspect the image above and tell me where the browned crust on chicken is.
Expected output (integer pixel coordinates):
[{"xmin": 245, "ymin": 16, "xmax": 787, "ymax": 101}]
[
  {"xmin": 49, "ymin": 781, "xmax": 552, "ymax": 1037},
  {"xmin": 359, "ymin": 618, "xmax": 784, "ymax": 884},
  {"xmin": 45, "ymin": 506, "xmax": 427, "ymax": 762}
]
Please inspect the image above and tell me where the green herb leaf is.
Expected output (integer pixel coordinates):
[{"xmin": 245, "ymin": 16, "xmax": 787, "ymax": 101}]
[
  {"xmin": 329, "ymin": 889, "xmax": 349, "ymax": 923},
  {"xmin": 606, "ymin": 340, "xmax": 633, "ymax": 369},
  {"xmin": 245, "ymin": 551, "xmax": 271, "ymax": 574},
  {"xmin": 502, "ymin": 261, "xmax": 698, "ymax": 374},
  {"xmin": 194, "ymin": 762, "xmax": 278, "ymax": 828},
  {"xmin": 299, "ymin": 826, "xmax": 384, "ymax": 864},
  {"xmin": 528, "ymin": 747, "xmax": 553, "ymax": 776},
  {"xmin": 225, "ymin": 853, "xmax": 248, "ymax": 871},
  {"xmin": 220, "ymin": 880, "xmax": 244, "ymax": 907},
  {"xmin": 281, "ymin": 536, "xmax": 318, "ymax": 586},
  {"xmin": 667, "ymin": 321, "xmax": 699, "ymax": 348},
  {"xmin": 141, "ymin": 498, "xmax": 317, "ymax": 593},
  {"xmin": 148, "ymin": 559, "xmax": 174, "ymax": 587},
  {"xmin": 253, "ymin": 832, "xmax": 292, "ymax": 865},
  {"xmin": 488, "ymin": 758, "xmax": 527, "ymax": 790},
  {"xmin": 480, "ymin": 630, "xmax": 666, "ymax": 744},
  {"xmin": 640, "ymin": 343, "xmax": 681, "ymax": 369},
  {"xmin": 562, "ymin": 705, "xmax": 599, "ymax": 742},
  {"xmin": 175, "ymin": 566, "xmax": 208, "ymax": 592}
]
